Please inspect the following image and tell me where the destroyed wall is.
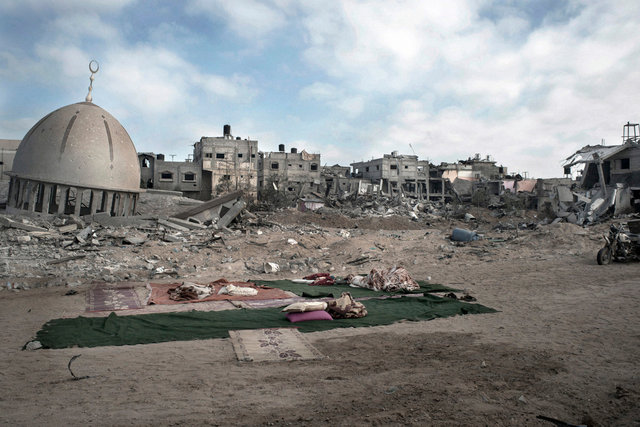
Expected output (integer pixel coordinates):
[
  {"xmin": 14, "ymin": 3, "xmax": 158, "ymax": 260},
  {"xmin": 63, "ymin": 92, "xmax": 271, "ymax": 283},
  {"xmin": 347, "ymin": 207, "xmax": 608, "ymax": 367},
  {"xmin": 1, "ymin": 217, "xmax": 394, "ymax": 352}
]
[
  {"xmin": 440, "ymin": 164, "xmax": 474, "ymax": 181},
  {"xmin": 138, "ymin": 153, "xmax": 155, "ymax": 188},
  {"xmin": 351, "ymin": 153, "xmax": 428, "ymax": 198},
  {"xmin": 193, "ymin": 127, "xmax": 258, "ymax": 199},
  {"xmin": 465, "ymin": 157, "xmax": 506, "ymax": 180},
  {"xmin": 258, "ymin": 147, "xmax": 321, "ymax": 195},
  {"xmin": 351, "ymin": 158, "xmax": 384, "ymax": 180},
  {"xmin": 321, "ymin": 165, "xmax": 354, "ymax": 196}
]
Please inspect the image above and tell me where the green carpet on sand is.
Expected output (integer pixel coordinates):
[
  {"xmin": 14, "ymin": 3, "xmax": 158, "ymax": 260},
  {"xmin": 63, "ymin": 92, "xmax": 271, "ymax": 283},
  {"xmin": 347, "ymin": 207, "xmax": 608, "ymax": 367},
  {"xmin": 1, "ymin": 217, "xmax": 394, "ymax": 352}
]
[{"xmin": 33, "ymin": 294, "xmax": 495, "ymax": 349}]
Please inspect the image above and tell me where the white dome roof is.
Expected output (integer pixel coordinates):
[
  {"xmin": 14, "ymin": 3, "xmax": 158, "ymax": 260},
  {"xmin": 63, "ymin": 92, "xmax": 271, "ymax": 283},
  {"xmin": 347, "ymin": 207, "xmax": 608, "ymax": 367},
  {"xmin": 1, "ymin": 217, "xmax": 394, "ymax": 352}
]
[{"xmin": 12, "ymin": 102, "xmax": 140, "ymax": 192}]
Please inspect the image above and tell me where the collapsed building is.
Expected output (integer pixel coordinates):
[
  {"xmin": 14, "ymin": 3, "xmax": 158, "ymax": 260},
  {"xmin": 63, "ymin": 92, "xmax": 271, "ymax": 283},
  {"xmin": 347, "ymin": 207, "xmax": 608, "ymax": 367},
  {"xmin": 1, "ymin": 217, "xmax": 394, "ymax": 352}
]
[
  {"xmin": 564, "ymin": 122, "xmax": 640, "ymax": 197},
  {"xmin": 559, "ymin": 122, "xmax": 640, "ymax": 223},
  {"xmin": 436, "ymin": 154, "xmax": 508, "ymax": 202},
  {"xmin": 5, "ymin": 63, "xmax": 141, "ymax": 217}
]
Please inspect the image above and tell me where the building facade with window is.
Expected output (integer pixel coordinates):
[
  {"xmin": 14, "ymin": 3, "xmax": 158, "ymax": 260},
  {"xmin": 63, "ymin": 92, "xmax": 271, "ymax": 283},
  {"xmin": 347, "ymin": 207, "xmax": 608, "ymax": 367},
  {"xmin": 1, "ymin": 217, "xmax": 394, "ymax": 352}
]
[
  {"xmin": 351, "ymin": 151, "xmax": 429, "ymax": 198},
  {"xmin": 137, "ymin": 152, "xmax": 204, "ymax": 199},
  {"xmin": 257, "ymin": 145, "xmax": 321, "ymax": 195},
  {"xmin": 192, "ymin": 125, "xmax": 258, "ymax": 198}
]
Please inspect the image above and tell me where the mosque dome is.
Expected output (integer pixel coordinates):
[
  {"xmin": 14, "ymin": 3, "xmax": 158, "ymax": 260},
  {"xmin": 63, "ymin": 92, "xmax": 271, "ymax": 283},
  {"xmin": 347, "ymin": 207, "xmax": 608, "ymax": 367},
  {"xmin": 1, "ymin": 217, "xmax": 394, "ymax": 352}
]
[
  {"xmin": 7, "ymin": 61, "xmax": 141, "ymax": 217},
  {"xmin": 12, "ymin": 101, "xmax": 140, "ymax": 192}
]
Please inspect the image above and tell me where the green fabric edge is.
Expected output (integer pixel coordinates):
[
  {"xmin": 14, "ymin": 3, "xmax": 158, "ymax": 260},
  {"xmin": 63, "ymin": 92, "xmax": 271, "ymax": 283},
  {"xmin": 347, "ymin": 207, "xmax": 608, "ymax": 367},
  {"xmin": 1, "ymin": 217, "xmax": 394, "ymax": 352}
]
[{"xmin": 32, "ymin": 295, "xmax": 496, "ymax": 349}]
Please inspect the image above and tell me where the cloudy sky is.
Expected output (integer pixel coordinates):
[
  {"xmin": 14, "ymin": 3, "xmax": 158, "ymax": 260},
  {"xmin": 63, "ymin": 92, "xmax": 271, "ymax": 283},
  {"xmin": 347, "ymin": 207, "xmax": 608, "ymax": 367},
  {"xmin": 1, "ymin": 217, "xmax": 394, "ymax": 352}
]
[{"xmin": 1, "ymin": 0, "xmax": 639, "ymax": 178}]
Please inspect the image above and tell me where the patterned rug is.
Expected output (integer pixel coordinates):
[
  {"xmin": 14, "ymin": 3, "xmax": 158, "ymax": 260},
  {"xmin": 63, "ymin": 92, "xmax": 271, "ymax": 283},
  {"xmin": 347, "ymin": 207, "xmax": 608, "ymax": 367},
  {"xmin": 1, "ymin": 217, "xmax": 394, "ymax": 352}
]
[
  {"xmin": 229, "ymin": 328, "xmax": 325, "ymax": 362},
  {"xmin": 86, "ymin": 285, "xmax": 143, "ymax": 312}
]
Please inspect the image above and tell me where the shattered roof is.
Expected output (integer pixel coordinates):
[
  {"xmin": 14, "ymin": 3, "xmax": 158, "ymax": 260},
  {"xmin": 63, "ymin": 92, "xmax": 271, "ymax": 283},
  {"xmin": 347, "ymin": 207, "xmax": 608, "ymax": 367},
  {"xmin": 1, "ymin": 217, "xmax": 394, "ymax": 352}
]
[{"xmin": 563, "ymin": 143, "xmax": 634, "ymax": 167}]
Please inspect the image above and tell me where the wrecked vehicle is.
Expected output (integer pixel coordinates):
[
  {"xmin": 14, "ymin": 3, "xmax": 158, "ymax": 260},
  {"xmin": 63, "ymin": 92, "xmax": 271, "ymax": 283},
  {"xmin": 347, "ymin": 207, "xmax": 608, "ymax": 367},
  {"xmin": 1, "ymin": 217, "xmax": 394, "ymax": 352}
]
[{"xmin": 597, "ymin": 220, "xmax": 640, "ymax": 265}]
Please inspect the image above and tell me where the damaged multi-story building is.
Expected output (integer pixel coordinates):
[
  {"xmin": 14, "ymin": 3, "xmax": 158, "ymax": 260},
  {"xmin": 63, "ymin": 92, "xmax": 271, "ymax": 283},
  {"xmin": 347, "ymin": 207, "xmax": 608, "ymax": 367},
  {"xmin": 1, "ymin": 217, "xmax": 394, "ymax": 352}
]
[
  {"xmin": 128, "ymin": 123, "xmax": 531, "ymax": 210},
  {"xmin": 322, "ymin": 164, "xmax": 353, "ymax": 196},
  {"xmin": 258, "ymin": 145, "xmax": 321, "ymax": 195},
  {"xmin": 192, "ymin": 125, "xmax": 259, "ymax": 199},
  {"xmin": 562, "ymin": 121, "xmax": 640, "ymax": 217},
  {"xmin": 565, "ymin": 122, "xmax": 640, "ymax": 193},
  {"xmin": 436, "ymin": 154, "xmax": 508, "ymax": 202},
  {"xmin": 351, "ymin": 151, "xmax": 431, "ymax": 199}
]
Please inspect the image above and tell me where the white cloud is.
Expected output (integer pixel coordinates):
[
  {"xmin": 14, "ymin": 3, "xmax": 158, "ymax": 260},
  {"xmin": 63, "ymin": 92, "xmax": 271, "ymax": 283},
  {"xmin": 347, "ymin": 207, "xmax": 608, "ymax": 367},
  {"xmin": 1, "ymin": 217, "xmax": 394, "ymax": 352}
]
[
  {"xmin": 299, "ymin": 82, "xmax": 336, "ymax": 100},
  {"xmin": 34, "ymin": 43, "xmax": 89, "ymax": 80},
  {"xmin": 289, "ymin": 0, "xmax": 640, "ymax": 177},
  {"xmin": 187, "ymin": 0, "xmax": 288, "ymax": 40},
  {"xmin": 4, "ymin": 0, "xmax": 640, "ymax": 181},
  {"xmin": 300, "ymin": 81, "xmax": 364, "ymax": 117},
  {"xmin": 0, "ymin": 0, "xmax": 134, "ymax": 13},
  {"xmin": 51, "ymin": 13, "xmax": 121, "ymax": 41},
  {"xmin": 299, "ymin": 1, "xmax": 478, "ymax": 93}
]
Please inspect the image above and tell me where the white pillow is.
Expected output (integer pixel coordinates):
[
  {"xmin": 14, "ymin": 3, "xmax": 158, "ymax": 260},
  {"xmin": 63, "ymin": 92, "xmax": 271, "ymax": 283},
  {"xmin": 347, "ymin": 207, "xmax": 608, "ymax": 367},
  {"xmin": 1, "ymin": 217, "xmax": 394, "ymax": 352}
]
[{"xmin": 281, "ymin": 301, "xmax": 328, "ymax": 313}]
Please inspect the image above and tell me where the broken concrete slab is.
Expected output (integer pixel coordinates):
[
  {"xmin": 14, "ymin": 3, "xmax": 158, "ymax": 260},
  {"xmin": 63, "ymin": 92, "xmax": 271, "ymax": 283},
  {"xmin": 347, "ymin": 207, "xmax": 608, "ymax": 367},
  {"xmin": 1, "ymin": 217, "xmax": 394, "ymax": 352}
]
[
  {"xmin": 123, "ymin": 235, "xmax": 147, "ymax": 245},
  {"xmin": 216, "ymin": 200, "xmax": 246, "ymax": 229},
  {"xmin": 162, "ymin": 234, "xmax": 186, "ymax": 243},
  {"xmin": 556, "ymin": 186, "xmax": 574, "ymax": 203},
  {"xmin": 166, "ymin": 217, "xmax": 207, "ymax": 230},
  {"xmin": 87, "ymin": 213, "xmax": 156, "ymax": 228},
  {"xmin": 157, "ymin": 219, "xmax": 190, "ymax": 232},
  {"xmin": 76, "ymin": 226, "xmax": 93, "ymax": 242},
  {"xmin": 573, "ymin": 192, "xmax": 591, "ymax": 204},
  {"xmin": 174, "ymin": 190, "xmax": 244, "ymax": 221},
  {"xmin": 0, "ymin": 215, "xmax": 48, "ymax": 232},
  {"xmin": 57, "ymin": 224, "xmax": 78, "ymax": 233}
]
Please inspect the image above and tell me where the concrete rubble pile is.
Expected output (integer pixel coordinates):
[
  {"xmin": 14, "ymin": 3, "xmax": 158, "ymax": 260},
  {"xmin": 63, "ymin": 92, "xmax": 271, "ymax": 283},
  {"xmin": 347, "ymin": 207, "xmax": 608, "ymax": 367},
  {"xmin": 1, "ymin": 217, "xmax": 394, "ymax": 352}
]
[
  {"xmin": 0, "ymin": 191, "xmax": 254, "ymax": 289},
  {"xmin": 315, "ymin": 193, "xmax": 462, "ymax": 222},
  {"xmin": 546, "ymin": 183, "xmax": 636, "ymax": 225}
]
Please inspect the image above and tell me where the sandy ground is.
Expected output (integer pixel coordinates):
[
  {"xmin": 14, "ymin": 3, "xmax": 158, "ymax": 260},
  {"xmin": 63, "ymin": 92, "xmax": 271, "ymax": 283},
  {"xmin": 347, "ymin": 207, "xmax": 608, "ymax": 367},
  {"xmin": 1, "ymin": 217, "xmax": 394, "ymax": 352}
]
[{"xmin": 0, "ymin": 207, "xmax": 639, "ymax": 426}]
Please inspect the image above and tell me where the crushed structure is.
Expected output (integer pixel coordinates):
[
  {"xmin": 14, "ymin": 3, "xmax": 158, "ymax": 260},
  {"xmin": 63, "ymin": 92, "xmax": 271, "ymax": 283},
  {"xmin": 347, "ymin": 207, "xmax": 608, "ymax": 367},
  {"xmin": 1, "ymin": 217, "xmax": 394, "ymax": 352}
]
[
  {"xmin": 558, "ymin": 122, "xmax": 640, "ymax": 224},
  {"xmin": 351, "ymin": 151, "xmax": 430, "ymax": 199}
]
